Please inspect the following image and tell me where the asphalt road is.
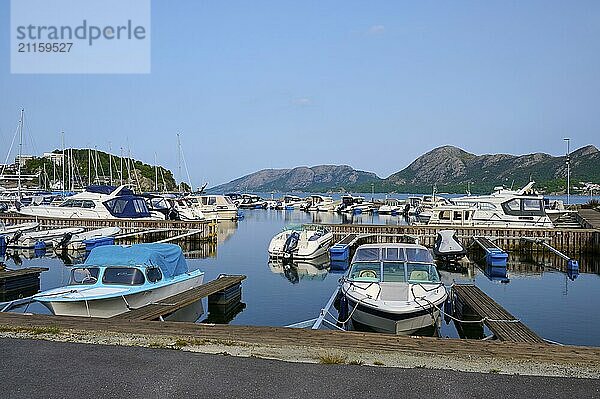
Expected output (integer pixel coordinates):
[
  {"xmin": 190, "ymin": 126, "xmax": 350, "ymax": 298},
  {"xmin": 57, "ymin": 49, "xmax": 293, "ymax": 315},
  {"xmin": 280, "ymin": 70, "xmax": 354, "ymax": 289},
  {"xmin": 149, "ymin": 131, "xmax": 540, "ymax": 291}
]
[{"xmin": 1, "ymin": 338, "xmax": 599, "ymax": 399}]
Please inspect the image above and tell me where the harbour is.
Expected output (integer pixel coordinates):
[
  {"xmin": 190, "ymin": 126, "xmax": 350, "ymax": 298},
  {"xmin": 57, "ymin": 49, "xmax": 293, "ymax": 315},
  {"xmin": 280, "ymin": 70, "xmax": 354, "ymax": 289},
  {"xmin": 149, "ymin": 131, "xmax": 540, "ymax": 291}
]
[{"xmin": 2, "ymin": 204, "xmax": 600, "ymax": 347}]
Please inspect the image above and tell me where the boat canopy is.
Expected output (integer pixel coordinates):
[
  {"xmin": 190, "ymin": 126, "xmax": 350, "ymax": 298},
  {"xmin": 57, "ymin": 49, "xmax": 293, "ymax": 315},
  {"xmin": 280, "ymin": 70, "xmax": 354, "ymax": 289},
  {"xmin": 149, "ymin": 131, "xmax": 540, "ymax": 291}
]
[
  {"xmin": 353, "ymin": 245, "xmax": 434, "ymax": 263},
  {"xmin": 103, "ymin": 195, "xmax": 152, "ymax": 218},
  {"xmin": 86, "ymin": 185, "xmax": 134, "ymax": 196},
  {"xmin": 84, "ymin": 243, "xmax": 188, "ymax": 278}
]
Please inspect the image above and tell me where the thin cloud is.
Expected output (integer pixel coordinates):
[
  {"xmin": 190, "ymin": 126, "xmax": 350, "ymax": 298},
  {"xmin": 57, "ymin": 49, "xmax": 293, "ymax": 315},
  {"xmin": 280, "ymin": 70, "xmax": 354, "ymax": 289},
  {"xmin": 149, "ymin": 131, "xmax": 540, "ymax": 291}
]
[
  {"xmin": 368, "ymin": 25, "xmax": 385, "ymax": 35},
  {"xmin": 292, "ymin": 97, "xmax": 312, "ymax": 106}
]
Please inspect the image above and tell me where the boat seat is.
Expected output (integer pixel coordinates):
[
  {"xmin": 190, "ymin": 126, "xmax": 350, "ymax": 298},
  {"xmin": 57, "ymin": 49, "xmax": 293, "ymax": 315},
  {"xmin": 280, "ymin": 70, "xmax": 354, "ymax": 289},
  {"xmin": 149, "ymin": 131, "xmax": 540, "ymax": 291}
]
[{"xmin": 409, "ymin": 270, "xmax": 429, "ymax": 281}]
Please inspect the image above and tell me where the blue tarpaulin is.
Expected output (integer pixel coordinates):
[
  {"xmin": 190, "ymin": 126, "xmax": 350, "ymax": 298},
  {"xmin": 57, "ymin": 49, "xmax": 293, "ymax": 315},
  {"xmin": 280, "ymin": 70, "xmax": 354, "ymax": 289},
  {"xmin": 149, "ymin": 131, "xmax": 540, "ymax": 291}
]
[{"xmin": 84, "ymin": 243, "xmax": 188, "ymax": 278}]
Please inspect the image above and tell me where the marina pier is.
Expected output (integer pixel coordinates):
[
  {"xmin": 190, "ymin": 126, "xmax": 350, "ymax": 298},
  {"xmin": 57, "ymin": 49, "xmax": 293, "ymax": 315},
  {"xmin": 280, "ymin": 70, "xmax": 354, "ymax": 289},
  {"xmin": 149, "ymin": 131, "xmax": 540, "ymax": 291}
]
[
  {"xmin": 313, "ymin": 223, "xmax": 600, "ymax": 254},
  {"xmin": 0, "ymin": 213, "xmax": 217, "ymax": 242}
]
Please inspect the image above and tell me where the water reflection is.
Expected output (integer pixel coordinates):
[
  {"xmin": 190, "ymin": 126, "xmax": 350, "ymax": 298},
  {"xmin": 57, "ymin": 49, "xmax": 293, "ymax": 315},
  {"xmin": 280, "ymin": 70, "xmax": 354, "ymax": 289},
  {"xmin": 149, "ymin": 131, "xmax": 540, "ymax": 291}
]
[{"xmin": 268, "ymin": 253, "xmax": 331, "ymax": 284}]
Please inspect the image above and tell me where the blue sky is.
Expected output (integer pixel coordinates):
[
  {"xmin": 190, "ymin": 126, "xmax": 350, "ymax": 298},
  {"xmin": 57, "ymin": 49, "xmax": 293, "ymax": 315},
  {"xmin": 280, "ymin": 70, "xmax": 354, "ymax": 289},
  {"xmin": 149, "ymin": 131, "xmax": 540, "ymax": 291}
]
[{"xmin": 1, "ymin": 1, "xmax": 599, "ymax": 188}]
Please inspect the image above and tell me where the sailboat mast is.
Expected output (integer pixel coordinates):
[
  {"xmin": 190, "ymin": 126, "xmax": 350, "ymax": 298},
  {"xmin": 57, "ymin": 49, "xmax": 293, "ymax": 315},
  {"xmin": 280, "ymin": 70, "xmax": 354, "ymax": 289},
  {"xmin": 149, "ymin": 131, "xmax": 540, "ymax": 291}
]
[
  {"xmin": 88, "ymin": 148, "xmax": 91, "ymax": 186},
  {"xmin": 61, "ymin": 132, "xmax": 65, "ymax": 195},
  {"xmin": 120, "ymin": 147, "xmax": 123, "ymax": 185},
  {"xmin": 109, "ymin": 142, "xmax": 113, "ymax": 186},
  {"xmin": 177, "ymin": 133, "xmax": 182, "ymax": 193},
  {"xmin": 154, "ymin": 152, "xmax": 158, "ymax": 192},
  {"xmin": 17, "ymin": 108, "xmax": 24, "ymax": 198}
]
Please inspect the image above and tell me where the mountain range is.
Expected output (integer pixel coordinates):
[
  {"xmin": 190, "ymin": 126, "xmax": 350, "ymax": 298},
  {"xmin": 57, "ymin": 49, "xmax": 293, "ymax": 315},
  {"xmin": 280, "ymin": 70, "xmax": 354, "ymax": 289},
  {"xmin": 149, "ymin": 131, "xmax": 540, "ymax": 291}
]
[{"xmin": 209, "ymin": 145, "xmax": 600, "ymax": 194}]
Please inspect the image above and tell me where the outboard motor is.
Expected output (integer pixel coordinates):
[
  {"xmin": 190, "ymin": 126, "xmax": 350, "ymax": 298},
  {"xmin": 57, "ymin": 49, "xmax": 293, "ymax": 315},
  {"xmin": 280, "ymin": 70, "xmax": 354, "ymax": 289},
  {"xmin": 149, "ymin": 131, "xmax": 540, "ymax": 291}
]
[
  {"xmin": 403, "ymin": 203, "xmax": 411, "ymax": 216},
  {"xmin": 9, "ymin": 231, "xmax": 23, "ymax": 245},
  {"xmin": 56, "ymin": 232, "xmax": 74, "ymax": 248},
  {"xmin": 433, "ymin": 230, "xmax": 467, "ymax": 262},
  {"xmin": 282, "ymin": 231, "xmax": 300, "ymax": 258}
]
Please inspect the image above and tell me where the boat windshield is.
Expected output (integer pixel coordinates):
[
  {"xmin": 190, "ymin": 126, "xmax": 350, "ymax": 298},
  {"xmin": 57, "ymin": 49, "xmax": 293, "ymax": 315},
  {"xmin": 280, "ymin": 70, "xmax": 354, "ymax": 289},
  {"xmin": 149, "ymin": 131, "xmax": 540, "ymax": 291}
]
[
  {"xmin": 348, "ymin": 262, "xmax": 380, "ymax": 282},
  {"xmin": 406, "ymin": 263, "xmax": 441, "ymax": 283},
  {"xmin": 102, "ymin": 267, "xmax": 145, "ymax": 285},
  {"xmin": 70, "ymin": 267, "xmax": 100, "ymax": 285},
  {"xmin": 382, "ymin": 262, "xmax": 406, "ymax": 282}
]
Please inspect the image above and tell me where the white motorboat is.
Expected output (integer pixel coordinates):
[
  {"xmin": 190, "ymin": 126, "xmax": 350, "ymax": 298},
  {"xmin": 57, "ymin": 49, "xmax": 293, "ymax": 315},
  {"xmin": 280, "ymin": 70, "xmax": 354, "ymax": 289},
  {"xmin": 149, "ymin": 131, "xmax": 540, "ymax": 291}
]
[
  {"xmin": 425, "ymin": 182, "xmax": 554, "ymax": 228},
  {"xmin": 10, "ymin": 227, "xmax": 84, "ymax": 248},
  {"xmin": 277, "ymin": 195, "xmax": 305, "ymax": 210},
  {"xmin": 303, "ymin": 195, "xmax": 335, "ymax": 212},
  {"xmin": 187, "ymin": 194, "xmax": 238, "ymax": 220},
  {"xmin": 377, "ymin": 198, "xmax": 405, "ymax": 214},
  {"xmin": 17, "ymin": 185, "xmax": 164, "ymax": 220},
  {"xmin": 336, "ymin": 195, "xmax": 373, "ymax": 214},
  {"xmin": 172, "ymin": 198, "xmax": 206, "ymax": 221},
  {"xmin": 34, "ymin": 243, "xmax": 204, "ymax": 318},
  {"xmin": 0, "ymin": 222, "xmax": 39, "ymax": 239},
  {"xmin": 268, "ymin": 226, "xmax": 333, "ymax": 259},
  {"xmin": 340, "ymin": 243, "xmax": 447, "ymax": 335},
  {"xmin": 52, "ymin": 227, "xmax": 122, "ymax": 250}
]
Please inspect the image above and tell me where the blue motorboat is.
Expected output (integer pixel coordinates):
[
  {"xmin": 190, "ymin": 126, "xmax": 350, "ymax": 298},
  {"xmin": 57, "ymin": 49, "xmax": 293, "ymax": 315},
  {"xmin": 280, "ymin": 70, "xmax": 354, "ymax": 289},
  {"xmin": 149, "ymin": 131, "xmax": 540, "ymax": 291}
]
[{"xmin": 34, "ymin": 243, "xmax": 204, "ymax": 318}]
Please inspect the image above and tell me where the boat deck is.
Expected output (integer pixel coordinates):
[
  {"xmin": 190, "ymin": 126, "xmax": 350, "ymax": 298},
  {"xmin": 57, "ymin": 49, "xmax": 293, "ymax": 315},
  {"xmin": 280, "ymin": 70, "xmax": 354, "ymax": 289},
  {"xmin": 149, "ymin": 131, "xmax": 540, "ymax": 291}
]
[
  {"xmin": 452, "ymin": 284, "xmax": 544, "ymax": 344},
  {"xmin": 111, "ymin": 275, "xmax": 246, "ymax": 320}
]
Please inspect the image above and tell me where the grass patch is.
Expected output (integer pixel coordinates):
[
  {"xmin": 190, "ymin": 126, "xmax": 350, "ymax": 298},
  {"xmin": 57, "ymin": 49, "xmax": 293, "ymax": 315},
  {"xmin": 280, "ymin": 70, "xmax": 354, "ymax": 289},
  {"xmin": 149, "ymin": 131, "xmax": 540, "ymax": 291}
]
[
  {"xmin": 30, "ymin": 326, "xmax": 61, "ymax": 335},
  {"xmin": 373, "ymin": 360, "xmax": 385, "ymax": 366},
  {"xmin": 173, "ymin": 339, "xmax": 188, "ymax": 348},
  {"xmin": 318, "ymin": 354, "xmax": 347, "ymax": 365},
  {"xmin": 347, "ymin": 360, "xmax": 364, "ymax": 366},
  {"xmin": 0, "ymin": 325, "xmax": 61, "ymax": 335},
  {"xmin": 489, "ymin": 368, "xmax": 501, "ymax": 374},
  {"xmin": 148, "ymin": 342, "xmax": 169, "ymax": 349}
]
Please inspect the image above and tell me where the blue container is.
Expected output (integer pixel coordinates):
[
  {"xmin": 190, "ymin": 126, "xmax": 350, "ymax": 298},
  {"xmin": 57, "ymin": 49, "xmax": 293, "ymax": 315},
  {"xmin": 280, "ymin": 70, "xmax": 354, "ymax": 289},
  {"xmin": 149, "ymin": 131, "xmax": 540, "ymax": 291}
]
[
  {"xmin": 567, "ymin": 259, "xmax": 579, "ymax": 271},
  {"xmin": 0, "ymin": 234, "xmax": 6, "ymax": 256},
  {"xmin": 352, "ymin": 208, "xmax": 362, "ymax": 215},
  {"xmin": 34, "ymin": 241, "xmax": 47, "ymax": 250},
  {"xmin": 84, "ymin": 236, "xmax": 115, "ymax": 252},
  {"xmin": 329, "ymin": 244, "xmax": 350, "ymax": 262},
  {"xmin": 485, "ymin": 249, "xmax": 508, "ymax": 267}
]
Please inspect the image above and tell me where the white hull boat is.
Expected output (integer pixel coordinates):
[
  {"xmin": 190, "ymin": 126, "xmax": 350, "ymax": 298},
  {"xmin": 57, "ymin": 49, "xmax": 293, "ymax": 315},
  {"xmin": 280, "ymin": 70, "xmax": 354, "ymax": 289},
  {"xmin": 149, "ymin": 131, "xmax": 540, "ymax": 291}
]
[
  {"xmin": 268, "ymin": 227, "xmax": 333, "ymax": 259},
  {"xmin": 11, "ymin": 227, "xmax": 84, "ymax": 248},
  {"xmin": 340, "ymin": 243, "xmax": 447, "ymax": 335}
]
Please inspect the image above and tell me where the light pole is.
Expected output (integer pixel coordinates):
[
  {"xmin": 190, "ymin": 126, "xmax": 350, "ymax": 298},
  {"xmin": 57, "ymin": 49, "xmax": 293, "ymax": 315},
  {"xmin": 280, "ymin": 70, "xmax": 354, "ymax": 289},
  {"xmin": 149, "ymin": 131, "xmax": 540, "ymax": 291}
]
[{"xmin": 564, "ymin": 138, "xmax": 570, "ymax": 205}]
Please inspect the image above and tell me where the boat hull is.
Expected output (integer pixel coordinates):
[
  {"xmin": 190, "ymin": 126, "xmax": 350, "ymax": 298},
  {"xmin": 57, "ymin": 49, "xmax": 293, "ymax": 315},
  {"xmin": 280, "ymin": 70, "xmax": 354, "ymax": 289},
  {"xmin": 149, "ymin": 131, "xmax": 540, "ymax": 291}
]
[
  {"xmin": 39, "ymin": 273, "xmax": 204, "ymax": 318},
  {"xmin": 347, "ymin": 298, "xmax": 444, "ymax": 335}
]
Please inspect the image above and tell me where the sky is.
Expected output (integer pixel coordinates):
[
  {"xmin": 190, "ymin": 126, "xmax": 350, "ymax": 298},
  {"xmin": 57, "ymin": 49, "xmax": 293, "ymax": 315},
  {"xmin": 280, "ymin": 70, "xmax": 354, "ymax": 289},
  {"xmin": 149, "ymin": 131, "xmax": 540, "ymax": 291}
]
[{"xmin": 1, "ymin": 1, "xmax": 599, "ymax": 188}]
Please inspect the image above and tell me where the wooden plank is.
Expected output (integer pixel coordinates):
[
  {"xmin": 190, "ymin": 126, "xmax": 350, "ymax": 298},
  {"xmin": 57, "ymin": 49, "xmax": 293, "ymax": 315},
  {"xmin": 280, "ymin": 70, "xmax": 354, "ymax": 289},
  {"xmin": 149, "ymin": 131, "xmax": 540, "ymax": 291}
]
[
  {"xmin": 1, "ymin": 312, "xmax": 600, "ymax": 369},
  {"xmin": 0, "ymin": 267, "xmax": 48, "ymax": 279},
  {"xmin": 453, "ymin": 284, "xmax": 544, "ymax": 344},
  {"xmin": 111, "ymin": 275, "xmax": 246, "ymax": 321}
]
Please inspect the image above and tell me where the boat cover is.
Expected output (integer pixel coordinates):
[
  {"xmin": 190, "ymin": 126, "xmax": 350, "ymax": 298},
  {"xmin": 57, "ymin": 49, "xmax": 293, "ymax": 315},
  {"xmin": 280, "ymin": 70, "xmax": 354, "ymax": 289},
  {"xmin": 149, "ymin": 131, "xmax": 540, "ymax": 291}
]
[
  {"xmin": 84, "ymin": 243, "xmax": 188, "ymax": 278},
  {"xmin": 86, "ymin": 185, "xmax": 134, "ymax": 196},
  {"xmin": 103, "ymin": 195, "xmax": 152, "ymax": 218}
]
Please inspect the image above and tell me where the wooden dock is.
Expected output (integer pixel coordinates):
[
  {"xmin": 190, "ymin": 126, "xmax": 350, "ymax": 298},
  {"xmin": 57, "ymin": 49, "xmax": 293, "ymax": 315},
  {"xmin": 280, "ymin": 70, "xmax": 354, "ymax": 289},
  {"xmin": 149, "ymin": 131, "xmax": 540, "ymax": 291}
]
[
  {"xmin": 0, "ymin": 213, "xmax": 217, "ymax": 241},
  {"xmin": 0, "ymin": 267, "xmax": 48, "ymax": 301},
  {"xmin": 111, "ymin": 275, "xmax": 246, "ymax": 321},
  {"xmin": 452, "ymin": 284, "xmax": 544, "ymax": 344},
  {"xmin": 577, "ymin": 209, "xmax": 600, "ymax": 230},
  {"xmin": 312, "ymin": 223, "xmax": 600, "ymax": 254}
]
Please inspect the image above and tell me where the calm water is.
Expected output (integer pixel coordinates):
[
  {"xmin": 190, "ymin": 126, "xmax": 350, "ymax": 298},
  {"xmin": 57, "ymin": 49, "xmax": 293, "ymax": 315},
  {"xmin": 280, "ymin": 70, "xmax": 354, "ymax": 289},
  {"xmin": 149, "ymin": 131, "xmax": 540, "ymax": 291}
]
[{"xmin": 3, "ymin": 204, "xmax": 600, "ymax": 347}]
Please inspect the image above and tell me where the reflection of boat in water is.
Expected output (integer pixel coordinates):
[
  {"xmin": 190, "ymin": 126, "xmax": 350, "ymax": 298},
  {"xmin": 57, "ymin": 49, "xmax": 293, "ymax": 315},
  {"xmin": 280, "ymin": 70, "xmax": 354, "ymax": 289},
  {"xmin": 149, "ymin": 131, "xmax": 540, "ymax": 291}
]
[
  {"xmin": 268, "ymin": 253, "xmax": 331, "ymax": 284},
  {"xmin": 34, "ymin": 243, "xmax": 204, "ymax": 318},
  {"xmin": 217, "ymin": 220, "xmax": 238, "ymax": 245},
  {"xmin": 340, "ymin": 243, "xmax": 447, "ymax": 335}
]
